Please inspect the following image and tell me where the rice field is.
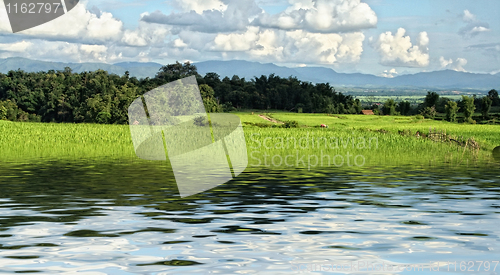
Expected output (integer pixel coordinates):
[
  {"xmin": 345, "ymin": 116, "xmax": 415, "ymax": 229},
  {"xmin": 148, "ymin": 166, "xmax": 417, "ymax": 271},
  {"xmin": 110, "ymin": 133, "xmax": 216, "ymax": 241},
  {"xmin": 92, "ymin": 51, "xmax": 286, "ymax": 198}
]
[{"xmin": 1, "ymin": 113, "xmax": 498, "ymax": 169}]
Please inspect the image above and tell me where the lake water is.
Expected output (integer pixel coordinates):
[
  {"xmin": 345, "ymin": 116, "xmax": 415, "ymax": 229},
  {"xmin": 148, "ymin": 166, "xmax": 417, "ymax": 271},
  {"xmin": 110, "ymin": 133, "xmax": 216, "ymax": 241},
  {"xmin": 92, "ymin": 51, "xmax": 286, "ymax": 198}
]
[{"xmin": 0, "ymin": 159, "xmax": 499, "ymax": 274}]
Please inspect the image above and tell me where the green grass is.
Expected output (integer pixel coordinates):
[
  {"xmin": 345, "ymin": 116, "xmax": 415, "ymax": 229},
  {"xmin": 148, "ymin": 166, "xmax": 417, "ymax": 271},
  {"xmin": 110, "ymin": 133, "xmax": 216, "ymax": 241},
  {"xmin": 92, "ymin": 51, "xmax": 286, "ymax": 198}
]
[
  {"xmin": 1, "ymin": 112, "xmax": 498, "ymax": 169},
  {"xmin": 0, "ymin": 120, "xmax": 136, "ymax": 161},
  {"xmin": 265, "ymin": 113, "xmax": 500, "ymax": 151}
]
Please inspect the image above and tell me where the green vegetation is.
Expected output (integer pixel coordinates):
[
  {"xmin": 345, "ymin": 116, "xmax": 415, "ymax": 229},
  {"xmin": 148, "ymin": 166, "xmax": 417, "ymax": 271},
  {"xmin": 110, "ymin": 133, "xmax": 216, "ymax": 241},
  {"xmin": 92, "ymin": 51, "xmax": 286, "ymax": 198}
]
[
  {"xmin": 462, "ymin": 95, "xmax": 476, "ymax": 124},
  {"xmin": 2, "ymin": 113, "xmax": 498, "ymax": 170},
  {"xmin": 372, "ymin": 91, "xmax": 500, "ymax": 124},
  {"xmin": 445, "ymin": 101, "xmax": 458, "ymax": 122},
  {"xmin": 0, "ymin": 62, "xmax": 363, "ymax": 124}
]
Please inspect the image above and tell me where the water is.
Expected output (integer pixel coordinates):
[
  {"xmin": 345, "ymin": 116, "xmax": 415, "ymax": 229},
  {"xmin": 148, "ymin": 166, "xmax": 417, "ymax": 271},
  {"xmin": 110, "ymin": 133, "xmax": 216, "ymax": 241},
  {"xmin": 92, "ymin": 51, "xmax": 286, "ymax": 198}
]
[{"xmin": 0, "ymin": 159, "xmax": 499, "ymax": 274}]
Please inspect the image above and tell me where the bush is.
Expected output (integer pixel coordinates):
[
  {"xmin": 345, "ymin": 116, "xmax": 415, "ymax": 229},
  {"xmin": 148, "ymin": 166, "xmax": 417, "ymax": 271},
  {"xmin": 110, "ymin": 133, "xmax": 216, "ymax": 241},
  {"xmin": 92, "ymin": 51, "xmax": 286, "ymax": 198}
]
[
  {"xmin": 282, "ymin": 120, "xmax": 299, "ymax": 128},
  {"xmin": 96, "ymin": 112, "xmax": 111, "ymax": 124},
  {"xmin": 465, "ymin": 117, "xmax": 476, "ymax": 124},
  {"xmin": 420, "ymin": 106, "xmax": 436, "ymax": 119},
  {"xmin": 415, "ymin": 114, "xmax": 424, "ymax": 120}
]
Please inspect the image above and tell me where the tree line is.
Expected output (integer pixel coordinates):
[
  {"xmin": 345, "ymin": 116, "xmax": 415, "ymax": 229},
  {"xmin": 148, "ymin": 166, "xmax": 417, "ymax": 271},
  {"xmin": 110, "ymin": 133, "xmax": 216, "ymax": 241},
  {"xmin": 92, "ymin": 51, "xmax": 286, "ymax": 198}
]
[
  {"xmin": 0, "ymin": 61, "xmax": 362, "ymax": 124},
  {"xmin": 376, "ymin": 90, "xmax": 499, "ymax": 123}
]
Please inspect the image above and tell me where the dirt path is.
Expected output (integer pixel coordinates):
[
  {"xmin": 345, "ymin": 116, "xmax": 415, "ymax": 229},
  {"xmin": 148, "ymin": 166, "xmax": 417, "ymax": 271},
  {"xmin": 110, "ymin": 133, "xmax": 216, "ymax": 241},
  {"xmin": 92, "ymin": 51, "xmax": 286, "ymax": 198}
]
[{"xmin": 258, "ymin": 114, "xmax": 283, "ymax": 124}]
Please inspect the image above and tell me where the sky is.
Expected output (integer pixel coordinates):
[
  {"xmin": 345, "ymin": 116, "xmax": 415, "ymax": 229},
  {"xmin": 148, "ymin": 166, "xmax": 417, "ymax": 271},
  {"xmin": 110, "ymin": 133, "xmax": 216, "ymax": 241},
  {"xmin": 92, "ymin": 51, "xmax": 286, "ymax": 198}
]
[{"xmin": 0, "ymin": 0, "xmax": 499, "ymax": 77}]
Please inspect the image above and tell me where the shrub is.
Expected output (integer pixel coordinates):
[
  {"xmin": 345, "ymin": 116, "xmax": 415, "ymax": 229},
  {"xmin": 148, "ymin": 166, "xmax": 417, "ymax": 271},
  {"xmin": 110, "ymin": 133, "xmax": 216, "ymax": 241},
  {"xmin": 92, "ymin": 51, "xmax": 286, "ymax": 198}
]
[
  {"xmin": 282, "ymin": 120, "xmax": 299, "ymax": 128},
  {"xmin": 420, "ymin": 106, "xmax": 436, "ymax": 119},
  {"xmin": 96, "ymin": 112, "xmax": 111, "ymax": 124}
]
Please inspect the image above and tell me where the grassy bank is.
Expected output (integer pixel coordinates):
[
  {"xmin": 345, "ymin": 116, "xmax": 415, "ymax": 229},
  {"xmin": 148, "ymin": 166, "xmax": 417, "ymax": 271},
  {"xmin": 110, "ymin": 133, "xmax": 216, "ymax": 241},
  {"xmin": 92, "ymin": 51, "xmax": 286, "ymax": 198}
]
[{"xmin": 1, "ymin": 113, "xmax": 498, "ymax": 169}]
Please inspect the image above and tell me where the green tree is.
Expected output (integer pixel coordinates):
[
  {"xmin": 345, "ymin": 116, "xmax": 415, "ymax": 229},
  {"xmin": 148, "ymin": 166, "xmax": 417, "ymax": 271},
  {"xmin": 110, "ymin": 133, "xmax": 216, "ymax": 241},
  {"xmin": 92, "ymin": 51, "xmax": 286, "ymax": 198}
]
[
  {"xmin": 488, "ymin": 89, "xmax": 499, "ymax": 106},
  {"xmin": 156, "ymin": 61, "xmax": 200, "ymax": 83},
  {"xmin": 481, "ymin": 96, "xmax": 492, "ymax": 119},
  {"xmin": 0, "ymin": 104, "xmax": 6, "ymax": 120},
  {"xmin": 199, "ymin": 84, "xmax": 223, "ymax": 113},
  {"xmin": 397, "ymin": 101, "xmax": 411, "ymax": 116},
  {"xmin": 445, "ymin": 100, "xmax": 458, "ymax": 122},
  {"xmin": 424, "ymin": 91, "xmax": 440, "ymax": 108},
  {"xmin": 352, "ymin": 99, "xmax": 362, "ymax": 114},
  {"xmin": 462, "ymin": 95, "xmax": 476, "ymax": 123},
  {"xmin": 382, "ymin": 99, "xmax": 396, "ymax": 115}
]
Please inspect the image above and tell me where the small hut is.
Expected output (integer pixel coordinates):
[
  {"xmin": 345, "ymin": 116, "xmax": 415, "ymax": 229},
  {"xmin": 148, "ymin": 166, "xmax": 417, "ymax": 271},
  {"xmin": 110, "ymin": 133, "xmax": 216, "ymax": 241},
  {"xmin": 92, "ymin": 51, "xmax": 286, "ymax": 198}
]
[{"xmin": 361, "ymin": 110, "xmax": 375, "ymax": 115}]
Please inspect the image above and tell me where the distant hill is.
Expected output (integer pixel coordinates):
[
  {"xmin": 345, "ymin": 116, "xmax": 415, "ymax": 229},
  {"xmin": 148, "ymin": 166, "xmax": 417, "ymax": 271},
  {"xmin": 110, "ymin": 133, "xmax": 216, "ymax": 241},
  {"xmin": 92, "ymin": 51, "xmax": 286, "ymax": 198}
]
[
  {"xmin": 0, "ymin": 57, "xmax": 162, "ymax": 79},
  {"xmin": 1, "ymin": 57, "xmax": 499, "ymax": 90},
  {"xmin": 196, "ymin": 60, "xmax": 500, "ymax": 90}
]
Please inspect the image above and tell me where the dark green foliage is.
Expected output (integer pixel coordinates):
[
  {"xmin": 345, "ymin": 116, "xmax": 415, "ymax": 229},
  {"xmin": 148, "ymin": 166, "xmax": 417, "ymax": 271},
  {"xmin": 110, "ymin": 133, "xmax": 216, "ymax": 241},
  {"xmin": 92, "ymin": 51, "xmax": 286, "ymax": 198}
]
[
  {"xmin": 488, "ymin": 89, "xmax": 499, "ymax": 106},
  {"xmin": 461, "ymin": 95, "xmax": 476, "ymax": 123},
  {"xmin": 382, "ymin": 99, "xmax": 396, "ymax": 115},
  {"xmin": 0, "ymin": 62, "xmax": 362, "ymax": 124},
  {"xmin": 420, "ymin": 106, "xmax": 436, "ymax": 119},
  {"xmin": 424, "ymin": 91, "xmax": 440, "ymax": 108},
  {"xmin": 445, "ymin": 101, "xmax": 458, "ymax": 122},
  {"xmin": 282, "ymin": 120, "xmax": 299, "ymax": 128},
  {"xmin": 96, "ymin": 112, "xmax": 111, "ymax": 124},
  {"xmin": 481, "ymin": 96, "xmax": 492, "ymax": 119},
  {"xmin": 397, "ymin": 101, "xmax": 411, "ymax": 116}
]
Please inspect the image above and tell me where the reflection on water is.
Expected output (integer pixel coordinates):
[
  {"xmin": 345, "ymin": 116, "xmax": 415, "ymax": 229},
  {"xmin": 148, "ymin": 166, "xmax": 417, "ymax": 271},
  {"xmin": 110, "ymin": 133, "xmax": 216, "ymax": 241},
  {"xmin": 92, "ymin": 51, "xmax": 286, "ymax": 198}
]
[{"xmin": 0, "ymin": 159, "xmax": 499, "ymax": 274}]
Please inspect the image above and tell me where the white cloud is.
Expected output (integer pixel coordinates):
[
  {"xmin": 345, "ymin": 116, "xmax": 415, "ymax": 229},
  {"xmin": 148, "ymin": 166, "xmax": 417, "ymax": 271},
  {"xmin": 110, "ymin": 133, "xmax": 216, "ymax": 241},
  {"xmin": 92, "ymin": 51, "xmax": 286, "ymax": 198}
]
[
  {"xmin": 0, "ymin": 41, "xmax": 32, "ymax": 52},
  {"xmin": 0, "ymin": 0, "xmax": 377, "ymax": 69},
  {"xmin": 439, "ymin": 56, "xmax": 467, "ymax": 72},
  {"xmin": 372, "ymin": 28, "xmax": 429, "ymax": 68},
  {"xmin": 171, "ymin": 0, "xmax": 227, "ymax": 14},
  {"xmin": 210, "ymin": 26, "xmax": 365, "ymax": 64},
  {"xmin": 122, "ymin": 21, "xmax": 170, "ymax": 47},
  {"xmin": 142, "ymin": 0, "xmax": 262, "ymax": 33},
  {"xmin": 462, "ymin": 10, "xmax": 476, "ymax": 22},
  {"xmin": 380, "ymin": 68, "xmax": 398, "ymax": 78},
  {"xmin": 459, "ymin": 10, "xmax": 490, "ymax": 38},
  {"xmin": 0, "ymin": 3, "xmax": 124, "ymax": 43},
  {"xmin": 0, "ymin": 40, "xmax": 125, "ymax": 63},
  {"xmin": 253, "ymin": 0, "xmax": 377, "ymax": 33}
]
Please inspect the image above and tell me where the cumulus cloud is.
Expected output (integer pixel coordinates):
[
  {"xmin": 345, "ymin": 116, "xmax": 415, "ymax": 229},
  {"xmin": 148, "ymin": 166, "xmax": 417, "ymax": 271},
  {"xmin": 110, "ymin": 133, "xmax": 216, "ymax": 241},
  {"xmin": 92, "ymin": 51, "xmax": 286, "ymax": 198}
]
[
  {"xmin": 252, "ymin": 0, "xmax": 377, "ymax": 33},
  {"xmin": 462, "ymin": 10, "xmax": 476, "ymax": 22},
  {"xmin": 380, "ymin": 68, "xmax": 398, "ymax": 78},
  {"xmin": 372, "ymin": 28, "xmax": 429, "ymax": 68},
  {"xmin": 458, "ymin": 10, "xmax": 490, "ymax": 38},
  {"xmin": 122, "ymin": 21, "xmax": 170, "ymax": 47},
  {"xmin": 439, "ymin": 56, "xmax": 467, "ymax": 72},
  {"xmin": 0, "ymin": 0, "xmax": 379, "ymax": 67},
  {"xmin": 209, "ymin": 26, "xmax": 365, "ymax": 64},
  {"xmin": 0, "ymin": 40, "xmax": 123, "ymax": 63},
  {"xmin": 142, "ymin": 0, "xmax": 262, "ymax": 33},
  {"xmin": 171, "ymin": 0, "xmax": 227, "ymax": 14},
  {"xmin": 0, "ymin": 2, "xmax": 124, "ymax": 43},
  {"xmin": 0, "ymin": 41, "xmax": 32, "ymax": 52}
]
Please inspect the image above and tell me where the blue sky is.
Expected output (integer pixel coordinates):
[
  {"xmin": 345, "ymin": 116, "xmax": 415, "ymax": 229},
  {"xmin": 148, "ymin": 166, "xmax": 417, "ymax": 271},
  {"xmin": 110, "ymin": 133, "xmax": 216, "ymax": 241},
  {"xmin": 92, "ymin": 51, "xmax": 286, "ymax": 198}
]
[{"xmin": 0, "ymin": 0, "xmax": 499, "ymax": 76}]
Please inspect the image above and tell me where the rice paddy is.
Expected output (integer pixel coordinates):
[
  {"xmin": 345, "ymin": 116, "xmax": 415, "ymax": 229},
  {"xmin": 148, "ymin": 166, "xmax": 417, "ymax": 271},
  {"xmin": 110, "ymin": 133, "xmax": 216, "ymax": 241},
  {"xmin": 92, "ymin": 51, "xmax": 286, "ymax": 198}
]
[{"xmin": 1, "ymin": 113, "xmax": 498, "ymax": 169}]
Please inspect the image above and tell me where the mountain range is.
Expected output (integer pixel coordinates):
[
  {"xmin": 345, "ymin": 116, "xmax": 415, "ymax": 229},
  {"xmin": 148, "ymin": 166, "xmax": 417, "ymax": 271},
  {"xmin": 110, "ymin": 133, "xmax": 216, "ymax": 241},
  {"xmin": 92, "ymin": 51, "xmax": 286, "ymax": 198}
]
[{"xmin": 1, "ymin": 57, "xmax": 499, "ymax": 90}]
